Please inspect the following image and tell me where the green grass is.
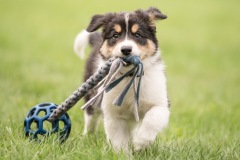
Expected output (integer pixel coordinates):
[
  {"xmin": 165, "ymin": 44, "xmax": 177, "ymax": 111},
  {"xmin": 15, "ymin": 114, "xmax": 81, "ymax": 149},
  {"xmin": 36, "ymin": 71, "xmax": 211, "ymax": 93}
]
[{"xmin": 1, "ymin": 0, "xmax": 240, "ymax": 159}]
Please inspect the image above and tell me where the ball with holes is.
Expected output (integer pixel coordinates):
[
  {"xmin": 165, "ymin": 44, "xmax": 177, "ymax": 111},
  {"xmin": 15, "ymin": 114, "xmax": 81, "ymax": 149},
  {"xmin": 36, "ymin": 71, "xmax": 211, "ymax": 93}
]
[{"xmin": 24, "ymin": 102, "xmax": 71, "ymax": 142}]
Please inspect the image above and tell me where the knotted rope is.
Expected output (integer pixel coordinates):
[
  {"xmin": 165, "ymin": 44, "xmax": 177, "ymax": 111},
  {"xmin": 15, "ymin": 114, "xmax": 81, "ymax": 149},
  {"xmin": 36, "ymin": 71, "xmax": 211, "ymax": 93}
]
[{"xmin": 48, "ymin": 55, "xmax": 143, "ymax": 122}]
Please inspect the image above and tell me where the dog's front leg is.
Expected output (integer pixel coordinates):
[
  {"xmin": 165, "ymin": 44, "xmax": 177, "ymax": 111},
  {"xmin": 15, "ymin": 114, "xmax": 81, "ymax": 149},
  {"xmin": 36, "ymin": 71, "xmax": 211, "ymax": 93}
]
[
  {"xmin": 104, "ymin": 116, "xmax": 130, "ymax": 151},
  {"xmin": 133, "ymin": 106, "xmax": 170, "ymax": 151}
]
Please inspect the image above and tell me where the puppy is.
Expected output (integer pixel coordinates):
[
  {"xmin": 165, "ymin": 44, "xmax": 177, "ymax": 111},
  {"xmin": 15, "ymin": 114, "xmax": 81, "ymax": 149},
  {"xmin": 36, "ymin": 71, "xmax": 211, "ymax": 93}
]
[{"xmin": 74, "ymin": 7, "xmax": 170, "ymax": 151}]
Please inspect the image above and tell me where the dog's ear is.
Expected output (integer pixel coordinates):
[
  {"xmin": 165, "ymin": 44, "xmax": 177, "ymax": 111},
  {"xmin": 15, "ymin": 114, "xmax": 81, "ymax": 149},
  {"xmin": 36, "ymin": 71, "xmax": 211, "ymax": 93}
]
[
  {"xmin": 86, "ymin": 14, "xmax": 105, "ymax": 32},
  {"xmin": 146, "ymin": 7, "xmax": 167, "ymax": 21},
  {"xmin": 86, "ymin": 13, "xmax": 114, "ymax": 32}
]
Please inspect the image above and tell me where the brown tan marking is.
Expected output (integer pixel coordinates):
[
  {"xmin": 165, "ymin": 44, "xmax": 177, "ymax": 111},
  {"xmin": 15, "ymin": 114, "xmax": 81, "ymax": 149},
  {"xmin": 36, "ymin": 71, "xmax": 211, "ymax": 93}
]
[
  {"xmin": 100, "ymin": 40, "xmax": 123, "ymax": 58},
  {"xmin": 100, "ymin": 41, "xmax": 113, "ymax": 59},
  {"xmin": 114, "ymin": 24, "xmax": 122, "ymax": 33},
  {"xmin": 131, "ymin": 24, "xmax": 139, "ymax": 33},
  {"xmin": 138, "ymin": 40, "xmax": 156, "ymax": 60}
]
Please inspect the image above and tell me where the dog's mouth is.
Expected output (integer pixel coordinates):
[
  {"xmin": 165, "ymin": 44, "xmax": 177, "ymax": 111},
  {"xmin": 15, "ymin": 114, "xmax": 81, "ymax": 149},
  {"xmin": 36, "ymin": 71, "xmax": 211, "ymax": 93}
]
[
  {"xmin": 113, "ymin": 56, "xmax": 131, "ymax": 67},
  {"xmin": 115, "ymin": 55, "xmax": 143, "ymax": 77},
  {"xmin": 115, "ymin": 55, "xmax": 142, "ymax": 66}
]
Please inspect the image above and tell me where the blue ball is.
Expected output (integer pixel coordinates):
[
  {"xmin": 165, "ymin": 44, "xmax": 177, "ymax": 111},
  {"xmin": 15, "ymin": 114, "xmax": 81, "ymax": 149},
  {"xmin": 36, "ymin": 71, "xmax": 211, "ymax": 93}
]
[{"xmin": 24, "ymin": 102, "xmax": 71, "ymax": 142}]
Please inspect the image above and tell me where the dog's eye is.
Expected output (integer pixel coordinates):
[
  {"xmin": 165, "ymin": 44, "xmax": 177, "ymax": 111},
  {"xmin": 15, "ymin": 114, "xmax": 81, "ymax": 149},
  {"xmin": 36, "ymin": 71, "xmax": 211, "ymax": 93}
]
[
  {"xmin": 112, "ymin": 34, "xmax": 119, "ymax": 39},
  {"xmin": 134, "ymin": 33, "xmax": 141, "ymax": 38}
]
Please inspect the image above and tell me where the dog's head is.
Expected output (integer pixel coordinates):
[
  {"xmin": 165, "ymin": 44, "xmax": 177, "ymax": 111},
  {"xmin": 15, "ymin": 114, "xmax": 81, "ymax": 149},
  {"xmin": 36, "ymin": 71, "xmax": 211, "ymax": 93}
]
[{"xmin": 86, "ymin": 7, "xmax": 167, "ymax": 60}]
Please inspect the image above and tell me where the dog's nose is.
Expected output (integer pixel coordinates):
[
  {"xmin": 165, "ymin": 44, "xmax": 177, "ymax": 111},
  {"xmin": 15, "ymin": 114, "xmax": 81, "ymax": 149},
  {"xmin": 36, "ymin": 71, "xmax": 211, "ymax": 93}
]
[{"xmin": 121, "ymin": 46, "xmax": 132, "ymax": 56}]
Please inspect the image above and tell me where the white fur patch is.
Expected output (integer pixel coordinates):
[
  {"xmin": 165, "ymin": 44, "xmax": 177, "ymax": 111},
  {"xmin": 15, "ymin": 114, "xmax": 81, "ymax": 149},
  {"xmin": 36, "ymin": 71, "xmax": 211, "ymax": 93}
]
[
  {"xmin": 73, "ymin": 30, "xmax": 91, "ymax": 59},
  {"xmin": 124, "ymin": 13, "xmax": 129, "ymax": 40}
]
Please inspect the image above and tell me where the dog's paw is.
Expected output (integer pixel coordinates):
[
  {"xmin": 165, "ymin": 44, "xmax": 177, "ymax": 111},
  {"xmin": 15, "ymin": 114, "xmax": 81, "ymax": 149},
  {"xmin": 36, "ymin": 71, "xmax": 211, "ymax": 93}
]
[{"xmin": 133, "ymin": 135, "xmax": 154, "ymax": 152}]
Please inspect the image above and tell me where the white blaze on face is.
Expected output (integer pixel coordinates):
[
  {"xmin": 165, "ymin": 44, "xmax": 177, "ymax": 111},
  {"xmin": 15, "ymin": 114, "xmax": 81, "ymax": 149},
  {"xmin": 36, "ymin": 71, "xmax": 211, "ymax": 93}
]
[
  {"xmin": 125, "ymin": 13, "xmax": 129, "ymax": 40},
  {"xmin": 112, "ymin": 13, "xmax": 141, "ymax": 57}
]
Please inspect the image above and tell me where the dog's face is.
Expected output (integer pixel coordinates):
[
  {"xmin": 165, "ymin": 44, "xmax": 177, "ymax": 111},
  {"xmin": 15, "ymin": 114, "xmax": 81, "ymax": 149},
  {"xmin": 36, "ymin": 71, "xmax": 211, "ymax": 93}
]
[{"xmin": 86, "ymin": 7, "xmax": 167, "ymax": 60}]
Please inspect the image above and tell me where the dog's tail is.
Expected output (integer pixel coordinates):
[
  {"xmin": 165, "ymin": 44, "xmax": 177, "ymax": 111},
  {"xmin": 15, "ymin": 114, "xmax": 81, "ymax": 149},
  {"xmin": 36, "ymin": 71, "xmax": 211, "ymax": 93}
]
[{"xmin": 73, "ymin": 30, "xmax": 102, "ymax": 59}]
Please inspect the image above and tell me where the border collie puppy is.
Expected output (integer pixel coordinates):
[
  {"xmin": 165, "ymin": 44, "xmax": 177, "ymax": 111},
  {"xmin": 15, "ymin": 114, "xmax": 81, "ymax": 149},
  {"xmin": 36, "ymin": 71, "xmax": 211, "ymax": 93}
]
[{"xmin": 74, "ymin": 7, "xmax": 170, "ymax": 151}]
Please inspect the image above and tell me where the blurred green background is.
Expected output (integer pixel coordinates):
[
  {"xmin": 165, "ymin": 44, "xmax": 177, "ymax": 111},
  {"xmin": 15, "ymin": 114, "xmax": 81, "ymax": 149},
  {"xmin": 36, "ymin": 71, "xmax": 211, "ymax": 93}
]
[{"xmin": 0, "ymin": 0, "xmax": 239, "ymax": 159}]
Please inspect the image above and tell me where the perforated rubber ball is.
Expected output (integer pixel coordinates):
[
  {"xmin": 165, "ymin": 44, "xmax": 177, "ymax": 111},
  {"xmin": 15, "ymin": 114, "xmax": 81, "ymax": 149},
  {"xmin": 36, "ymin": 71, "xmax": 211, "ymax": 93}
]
[{"xmin": 24, "ymin": 102, "xmax": 71, "ymax": 142}]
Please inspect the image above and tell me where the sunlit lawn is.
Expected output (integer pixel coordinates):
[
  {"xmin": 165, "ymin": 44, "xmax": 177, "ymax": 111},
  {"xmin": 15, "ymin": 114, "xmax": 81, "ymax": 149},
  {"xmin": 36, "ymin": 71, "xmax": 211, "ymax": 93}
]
[{"xmin": 0, "ymin": 0, "xmax": 239, "ymax": 159}]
